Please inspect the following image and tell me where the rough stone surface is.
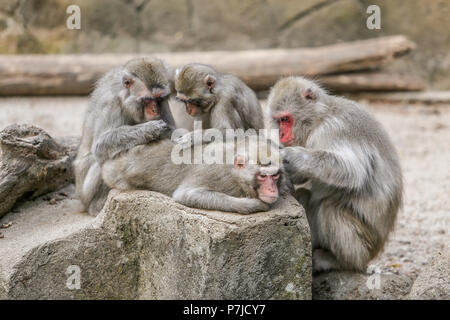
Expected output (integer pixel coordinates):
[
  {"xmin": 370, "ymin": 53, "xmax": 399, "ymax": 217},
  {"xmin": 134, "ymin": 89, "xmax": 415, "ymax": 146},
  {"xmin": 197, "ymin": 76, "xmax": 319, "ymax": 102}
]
[
  {"xmin": 408, "ymin": 249, "xmax": 450, "ymax": 300},
  {"xmin": 0, "ymin": 187, "xmax": 312, "ymax": 300},
  {"xmin": 313, "ymin": 270, "xmax": 414, "ymax": 300}
]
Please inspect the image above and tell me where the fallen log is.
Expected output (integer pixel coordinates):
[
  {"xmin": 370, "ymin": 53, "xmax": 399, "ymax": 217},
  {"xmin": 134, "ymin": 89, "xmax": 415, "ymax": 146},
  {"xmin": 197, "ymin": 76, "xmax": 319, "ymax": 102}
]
[
  {"xmin": 319, "ymin": 72, "xmax": 426, "ymax": 92},
  {"xmin": 348, "ymin": 91, "xmax": 450, "ymax": 104},
  {"xmin": 0, "ymin": 35, "xmax": 416, "ymax": 95},
  {"xmin": 0, "ymin": 124, "xmax": 79, "ymax": 218}
]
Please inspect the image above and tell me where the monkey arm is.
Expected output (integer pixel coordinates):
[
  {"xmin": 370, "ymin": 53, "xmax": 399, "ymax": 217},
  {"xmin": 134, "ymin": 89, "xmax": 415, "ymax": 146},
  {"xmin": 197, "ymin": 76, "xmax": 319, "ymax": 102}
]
[
  {"xmin": 93, "ymin": 120, "xmax": 169, "ymax": 163},
  {"xmin": 173, "ymin": 187, "xmax": 270, "ymax": 214},
  {"xmin": 282, "ymin": 146, "xmax": 369, "ymax": 190}
]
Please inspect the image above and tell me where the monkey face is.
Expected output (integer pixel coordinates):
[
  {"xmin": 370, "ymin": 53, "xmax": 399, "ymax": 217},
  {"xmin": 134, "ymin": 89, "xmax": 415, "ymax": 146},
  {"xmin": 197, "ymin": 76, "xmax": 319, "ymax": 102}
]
[
  {"xmin": 175, "ymin": 95, "xmax": 210, "ymax": 117},
  {"xmin": 256, "ymin": 166, "xmax": 281, "ymax": 204},
  {"xmin": 233, "ymin": 153, "xmax": 282, "ymax": 205},
  {"xmin": 115, "ymin": 58, "xmax": 172, "ymax": 123},
  {"xmin": 119, "ymin": 72, "xmax": 171, "ymax": 123},
  {"xmin": 174, "ymin": 64, "xmax": 218, "ymax": 117},
  {"xmin": 268, "ymin": 77, "xmax": 327, "ymax": 147}
]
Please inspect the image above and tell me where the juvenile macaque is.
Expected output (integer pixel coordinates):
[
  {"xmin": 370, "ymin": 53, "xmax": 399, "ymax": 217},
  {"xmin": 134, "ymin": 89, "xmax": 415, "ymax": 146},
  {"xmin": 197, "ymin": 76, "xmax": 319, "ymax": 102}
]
[
  {"xmin": 102, "ymin": 137, "xmax": 288, "ymax": 214},
  {"xmin": 173, "ymin": 63, "xmax": 264, "ymax": 144},
  {"xmin": 267, "ymin": 77, "xmax": 403, "ymax": 272},
  {"xmin": 74, "ymin": 58, "xmax": 174, "ymax": 215}
]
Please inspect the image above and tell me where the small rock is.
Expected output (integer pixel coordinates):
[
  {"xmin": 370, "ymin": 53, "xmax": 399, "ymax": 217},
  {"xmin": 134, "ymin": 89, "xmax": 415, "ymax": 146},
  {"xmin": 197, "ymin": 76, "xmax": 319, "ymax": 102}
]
[
  {"xmin": 1, "ymin": 222, "xmax": 12, "ymax": 229},
  {"xmin": 49, "ymin": 198, "xmax": 57, "ymax": 205},
  {"xmin": 0, "ymin": 232, "xmax": 4, "ymax": 239}
]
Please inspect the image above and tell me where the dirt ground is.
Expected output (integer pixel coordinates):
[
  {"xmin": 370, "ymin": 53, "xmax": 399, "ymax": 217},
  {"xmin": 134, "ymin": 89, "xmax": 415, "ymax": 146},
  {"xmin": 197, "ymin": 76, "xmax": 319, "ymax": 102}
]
[{"xmin": 0, "ymin": 97, "xmax": 448, "ymax": 286}]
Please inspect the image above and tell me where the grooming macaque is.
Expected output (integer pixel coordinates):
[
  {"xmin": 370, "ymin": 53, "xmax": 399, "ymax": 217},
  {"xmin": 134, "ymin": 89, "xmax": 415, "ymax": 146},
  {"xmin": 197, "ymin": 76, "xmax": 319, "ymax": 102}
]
[
  {"xmin": 267, "ymin": 77, "xmax": 403, "ymax": 272},
  {"xmin": 173, "ymin": 63, "xmax": 264, "ymax": 145},
  {"xmin": 102, "ymin": 137, "xmax": 288, "ymax": 214},
  {"xmin": 74, "ymin": 57, "xmax": 174, "ymax": 215}
]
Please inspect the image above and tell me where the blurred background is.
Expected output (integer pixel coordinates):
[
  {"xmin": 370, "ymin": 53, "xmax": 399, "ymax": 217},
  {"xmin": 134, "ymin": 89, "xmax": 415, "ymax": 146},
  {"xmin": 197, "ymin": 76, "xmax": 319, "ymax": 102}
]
[
  {"xmin": 0, "ymin": 0, "xmax": 448, "ymax": 299},
  {"xmin": 0, "ymin": 0, "xmax": 449, "ymax": 88}
]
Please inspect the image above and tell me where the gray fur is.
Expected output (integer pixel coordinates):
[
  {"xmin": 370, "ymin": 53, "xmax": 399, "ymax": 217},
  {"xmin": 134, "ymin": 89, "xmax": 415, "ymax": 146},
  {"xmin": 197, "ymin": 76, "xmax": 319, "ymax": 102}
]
[
  {"xmin": 267, "ymin": 77, "xmax": 403, "ymax": 272},
  {"xmin": 102, "ymin": 139, "xmax": 289, "ymax": 214},
  {"xmin": 74, "ymin": 58, "xmax": 174, "ymax": 215}
]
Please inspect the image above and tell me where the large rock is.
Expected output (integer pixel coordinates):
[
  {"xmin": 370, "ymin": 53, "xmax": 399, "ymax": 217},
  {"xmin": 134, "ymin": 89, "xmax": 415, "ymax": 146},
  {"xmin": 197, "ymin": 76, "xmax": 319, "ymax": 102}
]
[
  {"xmin": 408, "ymin": 250, "xmax": 450, "ymax": 300},
  {"xmin": 0, "ymin": 187, "xmax": 312, "ymax": 299}
]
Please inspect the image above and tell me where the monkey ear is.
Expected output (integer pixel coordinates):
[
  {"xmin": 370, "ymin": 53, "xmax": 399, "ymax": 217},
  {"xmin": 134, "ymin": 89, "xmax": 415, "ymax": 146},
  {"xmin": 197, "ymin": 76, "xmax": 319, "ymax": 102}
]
[
  {"xmin": 204, "ymin": 75, "xmax": 216, "ymax": 91},
  {"xmin": 122, "ymin": 76, "xmax": 134, "ymax": 89},
  {"xmin": 302, "ymin": 88, "xmax": 316, "ymax": 101},
  {"xmin": 234, "ymin": 154, "xmax": 247, "ymax": 169}
]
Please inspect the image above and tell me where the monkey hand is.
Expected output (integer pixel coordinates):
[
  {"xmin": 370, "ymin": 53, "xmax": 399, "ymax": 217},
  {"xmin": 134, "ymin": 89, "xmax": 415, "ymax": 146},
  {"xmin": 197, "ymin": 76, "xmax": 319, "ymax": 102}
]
[
  {"xmin": 281, "ymin": 147, "xmax": 312, "ymax": 182},
  {"xmin": 174, "ymin": 132, "xmax": 193, "ymax": 146}
]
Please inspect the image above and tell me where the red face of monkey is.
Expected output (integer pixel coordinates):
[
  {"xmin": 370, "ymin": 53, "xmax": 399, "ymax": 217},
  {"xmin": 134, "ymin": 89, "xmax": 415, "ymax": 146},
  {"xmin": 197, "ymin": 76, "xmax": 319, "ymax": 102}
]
[
  {"xmin": 270, "ymin": 86, "xmax": 318, "ymax": 147},
  {"xmin": 234, "ymin": 155, "xmax": 281, "ymax": 204},
  {"xmin": 120, "ymin": 58, "xmax": 171, "ymax": 123},
  {"xmin": 175, "ymin": 96, "xmax": 204, "ymax": 117},
  {"xmin": 121, "ymin": 74, "xmax": 170, "ymax": 121},
  {"xmin": 273, "ymin": 112, "xmax": 295, "ymax": 146},
  {"xmin": 256, "ymin": 166, "xmax": 280, "ymax": 204}
]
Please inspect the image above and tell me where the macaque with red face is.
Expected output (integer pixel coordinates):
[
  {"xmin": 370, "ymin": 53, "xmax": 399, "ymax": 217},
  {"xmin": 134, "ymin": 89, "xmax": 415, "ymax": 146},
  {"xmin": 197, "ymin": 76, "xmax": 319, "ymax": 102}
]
[
  {"xmin": 74, "ymin": 57, "xmax": 174, "ymax": 215},
  {"xmin": 102, "ymin": 138, "xmax": 290, "ymax": 214},
  {"xmin": 267, "ymin": 77, "xmax": 403, "ymax": 273}
]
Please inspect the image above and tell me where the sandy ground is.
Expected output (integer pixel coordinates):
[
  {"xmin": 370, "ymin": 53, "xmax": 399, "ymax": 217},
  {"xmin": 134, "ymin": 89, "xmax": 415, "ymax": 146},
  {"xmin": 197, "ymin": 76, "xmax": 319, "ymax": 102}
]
[{"xmin": 0, "ymin": 97, "xmax": 449, "ymax": 284}]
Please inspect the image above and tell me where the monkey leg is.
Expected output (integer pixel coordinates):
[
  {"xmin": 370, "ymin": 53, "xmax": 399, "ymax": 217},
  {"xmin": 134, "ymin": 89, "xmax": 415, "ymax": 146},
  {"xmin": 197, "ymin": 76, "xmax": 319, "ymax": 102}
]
[
  {"xmin": 173, "ymin": 187, "xmax": 269, "ymax": 214},
  {"xmin": 74, "ymin": 155, "xmax": 93, "ymax": 198},
  {"xmin": 314, "ymin": 203, "xmax": 374, "ymax": 272}
]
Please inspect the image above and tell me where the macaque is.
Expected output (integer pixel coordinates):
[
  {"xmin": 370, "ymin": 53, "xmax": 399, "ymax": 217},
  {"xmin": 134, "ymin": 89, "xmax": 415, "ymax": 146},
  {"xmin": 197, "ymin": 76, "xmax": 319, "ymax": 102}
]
[
  {"xmin": 267, "ymin": 77, "xmax": 403, "ymax": 273},
  {"xmin": 74, "ymin": 57, "xmax": 174, "ymax": 215},
  {"xmin": 173, "ymin": 63, "xmax": 264, "ymax": 144},
  {"xmin": 101, "ymin": 137, "xmax": 289, "ymax": 214}
]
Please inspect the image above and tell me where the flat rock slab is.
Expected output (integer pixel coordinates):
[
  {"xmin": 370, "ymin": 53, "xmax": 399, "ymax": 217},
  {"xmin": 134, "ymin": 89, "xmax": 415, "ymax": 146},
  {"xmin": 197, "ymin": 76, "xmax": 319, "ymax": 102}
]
[{"xmin": 0, "ymin": 187, "xmax": 311, "ymax": 299}]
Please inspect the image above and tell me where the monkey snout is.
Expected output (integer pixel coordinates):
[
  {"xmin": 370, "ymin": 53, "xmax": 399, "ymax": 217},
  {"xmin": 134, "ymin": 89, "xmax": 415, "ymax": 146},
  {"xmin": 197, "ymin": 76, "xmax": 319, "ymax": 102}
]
[
  {"xmin": 186, "ymin": 104, "xmax": 200, "ymax": 116},
  {"xmin": 258, "ymin": 180, "xmax": 279, "ymax": 204},
  {"xmin": 141, "ymin": 98, "xmax": 160, "ymax": 119}
]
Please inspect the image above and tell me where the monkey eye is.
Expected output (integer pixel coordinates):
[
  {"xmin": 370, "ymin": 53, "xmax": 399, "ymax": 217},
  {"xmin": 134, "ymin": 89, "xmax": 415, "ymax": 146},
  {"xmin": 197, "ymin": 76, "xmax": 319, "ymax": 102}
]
[
  {"xmin": 279, "ymin": 116, "xmax": 290, "ymax": 123},
  {"xmin": 123, "ymin": 78, "xmax": 134, "ymax": 88},
  {"xmin": 272, "ymin": 173, "xmax": 280, "ymax": 180},
  {"xmin": 257, "ymin": 174, "xmax": 267, "ymax": 181}
]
